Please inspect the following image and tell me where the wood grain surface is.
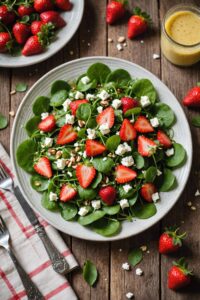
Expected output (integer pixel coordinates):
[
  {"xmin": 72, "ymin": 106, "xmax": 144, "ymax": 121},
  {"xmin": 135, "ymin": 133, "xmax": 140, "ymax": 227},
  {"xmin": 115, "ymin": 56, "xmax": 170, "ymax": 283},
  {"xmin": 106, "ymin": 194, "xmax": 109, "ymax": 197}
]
[{"xmin": 0, "ymin": 0, "xmax": 200, "ymax": 299}]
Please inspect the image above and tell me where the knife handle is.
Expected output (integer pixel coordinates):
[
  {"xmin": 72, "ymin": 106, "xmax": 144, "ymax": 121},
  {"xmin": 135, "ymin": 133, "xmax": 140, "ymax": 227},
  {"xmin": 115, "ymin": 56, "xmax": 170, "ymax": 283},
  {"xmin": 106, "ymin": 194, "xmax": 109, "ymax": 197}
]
[{"xmin": 35, "ymin": 224, "xmax": 69, "ymax": 275}]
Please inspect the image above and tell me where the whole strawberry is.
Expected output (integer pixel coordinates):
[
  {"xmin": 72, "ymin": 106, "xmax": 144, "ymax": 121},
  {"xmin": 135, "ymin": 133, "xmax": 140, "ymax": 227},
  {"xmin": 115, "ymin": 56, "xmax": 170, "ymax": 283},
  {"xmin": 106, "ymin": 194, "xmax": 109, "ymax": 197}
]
[
  {"xmin": 121, "ymin": 97, "xmax": 139, "ymax": 114},
  {"xmin": 0, "ymin": 5, "xmax": 16, "ymax": 25},
  {"xmin": 128, "ymin": 7, "xmax": 151, "ymax": 39},
  {"xmin": 34, "ymin": 0, "xmax": 54, "ymax": 13},
  {"xmin": 168, "ymin": 258, "xmax": 192, "ymax": 290},
  {"xmin": 13, "ymin": 23, "xmax": 31, "ymax": 45},
  {"xmin": 182, "ymin": 83, "xmax": 200, "ymax": 107},
  {"xmin": 31, "ymin": 21, "xmax": 44, "ymax": 35},
  {"xmin": 18, "ymin": 5, "xmax": 35, "ymax": 17},
  {"xmin": 0, "ymin": 32, "xmax": 11, "ymax": 53},
  {"xmin": 40, "ymin": 11, "xmax": 66, "ymax": 28},
  {"xmin": 55, "ymin": 0, "xmax": 73, "ymax": 11},
  {"xmin": 106, "ymin": 0, "xmax": 127, "ymax": 25},
  {"xmin": 159, "ymin": 227, "xmax": 186, "ymax": 254},
  {"xmin": 99, "ymin": 186, "xmax": 117, "ymax": 206}
]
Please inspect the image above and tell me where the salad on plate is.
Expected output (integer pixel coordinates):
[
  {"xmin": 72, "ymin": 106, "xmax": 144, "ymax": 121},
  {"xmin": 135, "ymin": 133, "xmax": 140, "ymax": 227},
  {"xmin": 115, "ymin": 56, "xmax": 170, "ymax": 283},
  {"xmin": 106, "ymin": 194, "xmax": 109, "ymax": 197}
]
[{"xmin": 16, "ymin": 62, "xmax": 187, "ymax": 237}]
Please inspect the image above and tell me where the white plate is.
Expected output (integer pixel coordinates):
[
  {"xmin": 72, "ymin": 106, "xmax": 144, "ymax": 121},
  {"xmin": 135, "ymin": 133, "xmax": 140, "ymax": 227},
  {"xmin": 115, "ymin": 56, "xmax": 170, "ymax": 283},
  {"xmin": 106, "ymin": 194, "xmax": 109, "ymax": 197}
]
[
  {"xmin": 0, "ymin": 1, "xmax": 84, "ymax": 68},
  {"xmin": 11, "ymin": 57, "xmax": 192, "ymax": 241}
]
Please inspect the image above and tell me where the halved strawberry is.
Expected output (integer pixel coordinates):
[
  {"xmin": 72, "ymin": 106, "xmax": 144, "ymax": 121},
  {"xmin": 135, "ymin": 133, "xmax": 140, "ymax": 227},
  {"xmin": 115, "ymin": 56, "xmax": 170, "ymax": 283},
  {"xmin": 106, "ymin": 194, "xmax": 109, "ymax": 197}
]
[
  {"xmin": 69, "ymin": 99, "xmax": 88, "ymax": 115},
  {"xmin": 38, "ymin": 115, "xmax": 56, "ymax": 132},
  {"xmin": 60, "ymin": 184, "xmax": 77, "ymax": 202},
  {"xmin": 140, "ymin": 183, "xmax": 157, "ymax": 202},
  {"xmin": 85, "ymin": 140, "xmax": 106, "ymax": 157},
  {"xmin": 121, "ymin": 97, "xmax": 139, "ymax": 114},
  {"xmin": 57, "ymin": 124, "xmax": 77, "ymax": 145},
  {"xmin": 134, "ymin": 116, "xmax": 154, "ymax": 133},
  {"xmin": 120, "ymin": 119, "xmax": 137, "ymax": 141},
  {"xmin": 138, "ymin": 135, "xmax": 157, "ymax": 157},
  {"xmin": 34, "ymin": 157, "xmax": 52, "ymax": 178},
  {"xmin": 76, "ymin": 164, "xmax": 96, "ymax": 188},
  {"xmin": 99, "ymin": 186, "xmax": 116, "ymax": 206},
  {"xmin": 157, "ymin": 130, "xmax": 172, "ymax": 148},
  {"xmin": 96, "ymin": 106, "xmax": 115, "ymax": 128},
  {"xmin": 115, "ymin": 165, "xmax": 137, "ymax": 183}
]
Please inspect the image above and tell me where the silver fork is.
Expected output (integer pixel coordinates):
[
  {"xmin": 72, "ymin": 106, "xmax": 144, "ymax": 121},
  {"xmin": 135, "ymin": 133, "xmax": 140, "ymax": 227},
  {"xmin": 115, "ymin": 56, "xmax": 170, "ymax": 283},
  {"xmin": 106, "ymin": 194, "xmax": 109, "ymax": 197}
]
[
  {"xmin": 0, "ymin": 214, "xmax": 44, "ymax": 299},
  {"xmin": 0, "ymin": 162, "xmax": 69, "ymax": 275}
]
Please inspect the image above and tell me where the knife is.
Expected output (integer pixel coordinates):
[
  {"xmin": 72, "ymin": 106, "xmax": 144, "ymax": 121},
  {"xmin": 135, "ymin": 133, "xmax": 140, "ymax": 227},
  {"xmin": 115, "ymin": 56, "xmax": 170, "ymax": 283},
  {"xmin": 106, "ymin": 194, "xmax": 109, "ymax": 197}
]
[{"xmin": 14, "ymin": 186, "xmax": 69, "ymax": 275}]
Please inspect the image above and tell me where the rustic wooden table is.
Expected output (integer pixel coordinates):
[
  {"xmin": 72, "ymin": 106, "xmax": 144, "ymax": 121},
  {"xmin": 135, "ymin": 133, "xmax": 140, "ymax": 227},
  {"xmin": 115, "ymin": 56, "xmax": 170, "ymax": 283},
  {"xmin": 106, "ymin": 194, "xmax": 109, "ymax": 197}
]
[{"xmin": 1, "ymin": 0, "xmax": 200, "ymax": 299}]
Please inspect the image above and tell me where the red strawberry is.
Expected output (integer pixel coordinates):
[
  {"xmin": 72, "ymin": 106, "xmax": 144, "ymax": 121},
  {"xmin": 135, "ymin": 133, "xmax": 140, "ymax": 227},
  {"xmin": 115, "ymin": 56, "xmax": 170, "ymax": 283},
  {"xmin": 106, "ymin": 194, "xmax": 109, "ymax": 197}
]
[
  {"xmin": 22, "ymin": 35, "xmax": 44, "ymax": 56},
  {"xmin": 40, "ymin": 11, "xmax": 66, "ymax": 28},
  {"xmin": 99, "ymin": 186, "xmax": 116, "ymax": 206},
  {"xmin": 157, "ymin": 130, "xmax": 172, "ymax": 148},
  {"xmin": 115, "ymin": 165, "xmax": 137, "ymax": 184},
  {"xmin": 34, "ymin": 0, "xmax": 54, "ymax": 13},
  {"xmin": 120, "ymin": 119, "xmax": 137, "ymax": 141},
  {"xmin": 134, "ymin": 116, "xmax": 154, "ymax": 133},
  {"xmin": 168, "ymin": 258, "xmax": 192, "ymax": 290},
  {"xmin": 69, "ymin": 99, "xmax": 88, "ymax": 116},
  {"xmin": 85, "ymin": 140, "xmax": 106, "ymax": 157},
  {"xmin": 76, "ymin": 164, "xmax": 96, "ymax": 188},
  {"xmin": 137, "ymin": 135, "xmax": 157, "ymax": 157},
  {"xmin": 106, "ymin": 0, "xmax": 126, "ymax": 25},
  {"xmin": 121, "ymin": 97, "xmax": 139, "ymax": 114},
  {"xmin": 31, "ymin": 21, "xmax": 44, "ymax": 35},
  {"xmin": 128, "ymin": 7, "xmax": 151, "ymax": 39},
  {"xmin": 182, "ymin": 84, "xmax": 200, "ymax": 107},
  {"xmin": 0, "ymin": 32, "xmax": 11, "ymax": 53},
  {"xmin": 96, "ymin": 107, "xmax": 115, "ymax": 128},
  {"xmin": 57, "ymin": 124, "xmax": 77, "ymax": 145},
  {"xmin": 38, "ymin": 115, "xmax": 56, "ymax": 132},
  {"xmin": 60, "ymin": 184, "xmax": 77, "ymax": 202},
  {"xmin": 140, "ymin": 183, "xmax": 157, "ymax": 202},
  {"xmin": 18, "ymin": 5, "xmax": 35, "ymax": 17},
  {"xmin": 159, "ymin": 227, "xmax": 186, "ymax": 254},
  {"xmin": 0, "ymin": 5, "xmax": 16, "ymax": 25},
  {"xmin": 34, "ymin": 157, "xmax": 52, "ymax": 178},
  {"xmin": 13, "ymin": 23, "xmax": 31, "ymax": 45},
  {"xmin": 55, "ymin": 0, "xmax": 73, "ymax": 11}
]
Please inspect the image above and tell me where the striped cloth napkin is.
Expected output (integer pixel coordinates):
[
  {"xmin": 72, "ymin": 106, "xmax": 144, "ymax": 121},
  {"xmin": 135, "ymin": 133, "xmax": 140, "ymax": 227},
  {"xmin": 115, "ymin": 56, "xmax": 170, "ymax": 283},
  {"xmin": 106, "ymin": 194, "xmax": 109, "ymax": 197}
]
[{"xmin": 0, "ymin": 143, "xmax": 78, "ymax": 300}]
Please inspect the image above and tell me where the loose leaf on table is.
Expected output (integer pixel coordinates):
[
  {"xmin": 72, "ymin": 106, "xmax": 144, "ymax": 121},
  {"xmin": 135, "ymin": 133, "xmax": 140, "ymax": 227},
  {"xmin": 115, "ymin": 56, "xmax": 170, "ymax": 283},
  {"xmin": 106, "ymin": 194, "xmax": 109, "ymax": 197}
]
[
  {"xmin": 76, "ymin": 103, "xmax": 91, "ymax": 122},
  {"xmin": 106, "ymin": 69, "xmax": 131, "ymax": 86},
  {"xmin": 87, "ymin": 63, "xmax": 111, "ymax": 84},
  {"xmin": 16, "ymin": 139, "xmax": 37, "ymax": 173},
  {"xmin": 130, "ymin": 79, "xmax": 157, "ymax": 103},
  {"xmin": 0, "ymin": 113, "xmax": 8, "ymax": 129},
  {"xmin": 25, "ymin": 116, "xmax": 40, "ymax": 137},
  {"xmin": 128, "ymin": 248, "xmax": 143, "ymax": 266},
  {"xmin": 16, "ymin": 83, "xmax": 28, "ymax": 92},
  {"xmin": 51, "ymin": 80, "xmax": 70, "ymax": 95},
  {"xmin": 106, "ymin": 135, "xmax": 121, "ymax": 152},
  {"xmin": 83, "ymin": 260, "xmax": 98, "ymax": 287},
  {"xmin": 92, "ymin": 157, "xmax": 114, "ymax": 174},
  {"xmin": 32, "ymin": 96, "xmax": 50, "ymax": 115},
  {"xmin": 50, "ymin": 90, "xmax": 68, "ymax": 107},
  {"xmin": 90, "ymin": 218, "xmax": 121, "ymax": 237},
  {"xmin": 166, "ymin": 143, "xmax": 186, "ymax": 168},
  {"xmin": 191, "ymin": 116, "xmax": 200, "ymax": 127}
]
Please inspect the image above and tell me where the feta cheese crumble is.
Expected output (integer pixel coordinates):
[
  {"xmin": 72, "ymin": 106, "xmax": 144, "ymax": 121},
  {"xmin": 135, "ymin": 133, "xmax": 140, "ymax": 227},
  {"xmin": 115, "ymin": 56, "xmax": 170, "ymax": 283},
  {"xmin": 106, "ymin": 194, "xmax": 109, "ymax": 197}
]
[
  {"xmin": 119, "ymin": 199, "xmax": 129, "ymax": 209},
  {"xmin": 67, "ymin": 171, "xmax": 72, "ymax": 177},
  {"xmin": 41, "ymin": 112, "xmax": 49, "ymax": 120},
  {"xmin": 195, "ymin": 189, "xmax": 200, "ymax": 196},
  {"xmin": 97, "ymin": 90, "xmax": 110, "ymax": 101},
  {"xmin": 81, "ymin": 76, "xmax": 90, "ymax": 85},
  {"xmin": 153, "ymin": 53, "xmax": 160, "ymax": 60},
  {"xmin": 126, "ymin": 292, "xmax": 134, "ymax": 299},
  {"xmin": 86, "ymin": 93, "xmax": 95, "ymax": 100},
  {"xmin": 150, "ymin": 117, "xmax": 159, "ymax": 127},
  {"xmin": 97, "ymin": 106, "xmax": 103, "ymax": 113},
  {"xmin": 83, "ymin": 151, "xmax": 87, "ymax": 158},
  {"xmin": 135, "ymin": 268, "xmax": 143, "ymax": 276},
  {"xmin": 75, "ymin": 91, "xmax": 84, "ymax": 99},
  {"xmin": 87, "ymin": 128, "xmax": 96, "ymax": 139},
  {"xmin": 121, "ymin": 156, "xmax": 134, "ymax": 167},
  {"xmin": 115, "ymin": 143, "xmax": 131, "ymax": 156},
  {"xmin": 157, "ymin": 169, "xmax": 162, "ymax": 176},
  {"xmin": 152, "ymin": 192, "xmax": 160, "ymax": 203},
  {"xmin": 65, "ymin": 114, "xmax": 75, "ymax": 124},
  {"xmin": 49, "ymin": 192, "xmax": 58, "ymax": 202},
  {"xmin": 112, "ymin": 99, "xmax": 121, "ymax": 109},
  {"xmin": 116, "ymin": 43, "xmax": 123, "ymax": 51},
  {"xmin": 91, "ymin": 200, "xmax": 101, "ymax": 210},
  {"xmin": 44, "ymin": 137, "xmax": 53, "ymax": 148},
  {"xmin": 62, "ymin": 99, "xmax": 71, "ymax": 112},
  {"xmin": 78, "ymin": 206, "xmax": 89, "ymax": 216},
  {"xmin": 123, "ymin": 184, "xmax": 132, "ymax": 193},
  {"xmin": 122, "ymin": 262, "xmax": 130, "ymax": 271},
  {"xmin": 56, "ymin": 159, "xmax": 66, "ymax": 170},
  {"xmin": 165, "ymin": 148, "xmax": 174, "ymax": 157},
  {"xmin": 140, "ymin": 96, "xmax": 151, "ymax": 108},
  {"xmin": 99, "ymin": 123, "xmax": 110, "ymax": 135}
]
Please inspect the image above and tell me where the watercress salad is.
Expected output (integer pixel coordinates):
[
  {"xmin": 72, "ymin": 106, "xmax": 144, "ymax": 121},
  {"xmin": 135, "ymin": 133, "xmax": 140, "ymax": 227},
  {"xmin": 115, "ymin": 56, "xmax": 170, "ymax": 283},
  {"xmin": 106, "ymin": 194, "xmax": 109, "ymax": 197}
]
[{"xmin": 16, "ymin": 62, "xmax": 187, "ymax": 237}]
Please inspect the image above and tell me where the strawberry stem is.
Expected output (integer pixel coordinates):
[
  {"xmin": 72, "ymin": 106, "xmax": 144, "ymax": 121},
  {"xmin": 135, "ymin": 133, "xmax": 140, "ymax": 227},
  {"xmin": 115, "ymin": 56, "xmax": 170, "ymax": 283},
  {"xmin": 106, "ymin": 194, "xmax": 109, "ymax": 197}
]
[{"xmin": 133, "ymin": 6, "xmax": 152, "ymax": 24}]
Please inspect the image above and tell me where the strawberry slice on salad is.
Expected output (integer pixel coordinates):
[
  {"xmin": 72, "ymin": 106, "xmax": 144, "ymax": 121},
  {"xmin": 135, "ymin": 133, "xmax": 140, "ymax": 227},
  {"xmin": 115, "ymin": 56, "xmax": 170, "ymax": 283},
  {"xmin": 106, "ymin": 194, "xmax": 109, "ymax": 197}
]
[
  {"xmin": 96, "ymin": 106, "xmax": 115, "ymax": 128},
  {"xmin": 137, "ymin": 135, "xmax": 157, "ymax": 157},
  {"xmin": 38, "ymin": 115, "xmax": 56, "ymax": 132},
  {"xmin": 134, "ymin": 116, "xmax": 154, "ymax": 133},
  {"xmin": 76, "ymin": 164, "xmax": 96, "ymax": 188},
  {"xmin": 120, "ymin": 119, "xmax": 137, "ymax": 141},
  {"xmin": 115, "ymin": 165, "xmax": 137, "ymax": 183},
  {"xmin": 70, "ymin": 99, "xmax": 88, "ymax": 115},
  {"xmin": 140, "ymin": 183, "xmax": 157, "ymax": 202},
  {"xmin": 85, "ymin": 140, "xmax": 106, "ymax": 157},
  {"xmin": 121, "ymin": 97, "xmax": 139, "ymax": 114},
  {"xmin": 57, "ymin": 124, "xmax": 77, "ymax": 145},
  {"xmin": 60, "ymin": 184, "xmax": 77, "ymax": 202},
  {"xmin": 157, "ymin": 130, "xmax": 172, "ymax": 148},
  {"xmin": 34, "ymin": 157, "xmax": 52, "ymax": 178}
]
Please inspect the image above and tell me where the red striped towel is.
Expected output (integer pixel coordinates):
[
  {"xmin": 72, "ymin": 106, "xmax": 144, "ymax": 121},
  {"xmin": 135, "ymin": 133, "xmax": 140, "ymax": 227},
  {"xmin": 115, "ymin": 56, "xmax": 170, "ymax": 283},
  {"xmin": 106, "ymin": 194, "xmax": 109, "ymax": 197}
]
[{"xmin": 0, "ymin": 143, "xmax": 78, "ymax": 300}]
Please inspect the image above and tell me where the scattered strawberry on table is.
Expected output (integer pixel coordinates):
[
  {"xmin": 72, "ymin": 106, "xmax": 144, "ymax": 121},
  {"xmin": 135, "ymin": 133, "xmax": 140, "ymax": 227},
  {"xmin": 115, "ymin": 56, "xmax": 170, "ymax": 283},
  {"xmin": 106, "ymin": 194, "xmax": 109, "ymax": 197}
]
[
  {"xmin": 127, "ymin": 7, "xmax": 151, "ymax": 39},
  {"xmin": 168, "ymin": 258, "xmax": 192, "ymax": 290},
  {"xmin": 182, "ymin": 83, "xmax": 200, "ymax": 107},
  {"xmin": 159, "ymin": 227, "xmax": 186, "ymax": 254},
  {"xmin": 106, "ymin": 0, "xmax": 127, "ymax": 25},
  {"xmin": 0, "ymin": 0, "xmax": 72, "ymax": 56}
]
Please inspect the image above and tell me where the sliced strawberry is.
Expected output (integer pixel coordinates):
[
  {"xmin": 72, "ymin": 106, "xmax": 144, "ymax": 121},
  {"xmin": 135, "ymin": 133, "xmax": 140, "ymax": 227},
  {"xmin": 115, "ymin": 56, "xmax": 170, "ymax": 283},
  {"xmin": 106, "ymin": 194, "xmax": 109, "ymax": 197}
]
[
  {"xmin": 134, "ymin": 116, "xmax": 154, "ymax": 133},
  {"xmin": 157, "ymin": 130, "xmax": 172, "ymax": 148},
  {"xmin": 85, "ymin": 140, "xmax": 106, "ymax": 157},
  {"xmin": 57, "ymin": 124, "xmax": 77, "ymax": 145},
  {"xmin": 115, "ymin": 165, "xmax": 137, "ymax": 184},
  {"xmin": 121, "ymin": 97, "xmax": 139, "ymax": 114},
  {"xmin": 137, "ymin": 135, "xmax": 157, "ymax": 157},
  {"xmin": 38, "ymin": 115, "xmax": 56, "ymax": 132},
  {"xmin": 140, "ymin": 183, "xmax": 157, "ymax": 202},
  {"xmin": 69, "ymin": 99, "xmax": 88, "ymax": 115},
  {"xmin": 120, "ymin": 119, "xmax": 137, "ymax": 141},
  {"xmin": 34, "ymin": 157, "xmax": 52, "ymax": 178},
  {"xmin": 76, "ymin": 164, "xmax": 96, "ymax": 188},
  {"xmin": 60, "ymin": 184, "xmax": 77, "ymax": 202},
  {"xmin": 99, "ymin": 186, "xmax": 116, "ymax": 206},
  {"xmin": 96, "ymin": 106, "xmax": 115, "ymax": 128}
]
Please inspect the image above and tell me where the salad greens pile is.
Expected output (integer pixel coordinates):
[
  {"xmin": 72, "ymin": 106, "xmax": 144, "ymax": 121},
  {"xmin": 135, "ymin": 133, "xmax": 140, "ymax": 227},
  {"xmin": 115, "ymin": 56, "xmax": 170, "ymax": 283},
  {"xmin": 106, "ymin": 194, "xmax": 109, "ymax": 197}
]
[{"xmin": 16, "ymin": 62, "xmax": 187, "ymax": 237}]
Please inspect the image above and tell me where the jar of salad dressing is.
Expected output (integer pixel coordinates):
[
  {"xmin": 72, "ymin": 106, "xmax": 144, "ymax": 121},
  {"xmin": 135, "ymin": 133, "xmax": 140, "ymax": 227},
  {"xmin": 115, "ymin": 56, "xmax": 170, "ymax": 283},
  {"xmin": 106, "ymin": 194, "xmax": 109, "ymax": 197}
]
[{"xmin": 161, "ymin": 5, "xmax": 200, "ymax": 66}]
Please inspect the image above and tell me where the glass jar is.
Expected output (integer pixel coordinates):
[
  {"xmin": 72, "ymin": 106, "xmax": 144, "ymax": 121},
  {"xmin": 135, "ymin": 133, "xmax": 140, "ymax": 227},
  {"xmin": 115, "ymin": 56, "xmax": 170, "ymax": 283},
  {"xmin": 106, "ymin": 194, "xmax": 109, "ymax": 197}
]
[{"xmin": 161, "ymin": 4, "xmax": 200, "ymax": 66}]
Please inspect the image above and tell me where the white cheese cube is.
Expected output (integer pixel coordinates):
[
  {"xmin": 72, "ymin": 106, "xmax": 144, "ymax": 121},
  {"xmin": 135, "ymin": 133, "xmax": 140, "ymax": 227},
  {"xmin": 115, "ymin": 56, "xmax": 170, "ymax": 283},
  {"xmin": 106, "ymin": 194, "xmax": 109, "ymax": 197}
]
[
  {"xmin": 86, "ymin": 93, "xmax": 95, "ymax": 100},
  {"xmin": 121, "ymin": 156, "xmax": 134, "ymax": 167},
  {"xmin": 62, "ymin": 98, "xmax": 71, "ymax": 112},
  {"xmin": 97, "ymin": 106, "xmax": 103, "ymax": 113},
  {"xmin": 91, "ymin": 200, "xmax": 101, "ymax": 210},
  {"xmin": 123, "ymin": 184, "xmax": 132, "ymax": 193},
  {"xmin": 122, "ymin": 262, "xmax": 130, "ymax": 271},
  {"xmin": 112, "ymin": 99, "xmax": 121, "ymax": 109},
  {"xmin": 97, "ymin": 90, "xmax": 110, "ymax": 101},
  {"xmin": 65, "ymin": 114, "xmax": 75, "ymax": 124},
  {"xmin": 99, "ymin": 123, "xmax": 110, "ymax": 135},
  {"xmin": 119, "ymin": 199, "xmax": 129, "ymax": 209},
  {"xmin": 41, "ymin": 112, "xmax": 49, "ymax": 120},
  {"xmin": 75, "ymin": 91, "xmax": 84, "ymax": 99},
  {"xmin": 56, "ymin": 159, "xmax": 66, "ymax": 170},
  {"xmin": 49, "ymin": 192, "xmax": 58, "ymax": 202},
  {"xmin": 87, "ymin": 128, "xmax": 96, "ymax": 139},
  {"xmin": 78, "ymin": 206, "xmax": 89, "ymax": 216},
  {"xmin": 152, "ymin": 192, "xmax": 160, "ymax": 203},
  {"xmin": 150, "ymin": 117, "xmax": 159, "ymax": 127},
  {"xmin": 140, "ymin": 96, "xmax": 151, "ymax": 108},
  {"xmin": 157, "ymin": 169, "xmax": 162, "ymax": 176},
  {"xmin": 135, "ymin": 268, "xmax": 143, "ymax": 276},
  {"xmin": 81, "ymin": 76, "xmax": 90, "ymax": 85},
  {"xmin": 44, "ymin": 137, "xmax": 53, "ymax": 148},
  {"xmin": 165, "ymin": 148, "xmax": 174, "ymax": 157}
]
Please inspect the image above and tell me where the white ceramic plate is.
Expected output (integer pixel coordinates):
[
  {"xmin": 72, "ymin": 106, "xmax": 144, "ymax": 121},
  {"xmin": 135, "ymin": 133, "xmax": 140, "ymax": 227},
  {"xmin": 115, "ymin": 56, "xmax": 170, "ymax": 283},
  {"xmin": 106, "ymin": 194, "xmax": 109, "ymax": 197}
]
[
  {"xmin": 11, "ymin": 57, "xmax": 192, "ymax": 241},
  {"xmin": 0, "ymin": 0, "xmax": 84, "ymax": 68}
]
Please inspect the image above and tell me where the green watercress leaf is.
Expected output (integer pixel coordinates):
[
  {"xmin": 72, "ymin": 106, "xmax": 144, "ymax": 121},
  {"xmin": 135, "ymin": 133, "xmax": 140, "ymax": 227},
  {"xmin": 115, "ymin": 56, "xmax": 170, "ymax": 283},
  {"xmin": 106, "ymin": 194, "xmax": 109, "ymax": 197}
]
[
  {"xmin": 159, "ymin": 168, "xmax": 176, "ymax": 192},
  {"xmin": 16, "ymin": 139, "xmax": 37, "ymax": 173},
  {"xmin": 128, "ymin": 248, "xmax": 143, "ymax": 266},
  {"xmin": 145, "ymin": 166, "xmax": 157, "ymax": 182},
  {"xmin": 83, "ymin": 260, "xmax": 98, "ymax": 287},
  {"xmin": 32, "ymin": 96, "xmax": 50, "ymax": 115},
  {"xmin": 91, "ymin": 172, "xmax": 102, "ymax": 188},
  {"xmin": 132, "ymin": 152, "xmax": 145, "ymax": 169},
  {"xmin": 103, "ymin": 205, "xmax": 120, "ymax": 215},
  {"xmin": 77, "ymin": 77, "xmax": 97, "ymax": 92},
  {"xmin": 155, "ymin": 103, "xmax": 175, "ymax": 128},
  {"xmin": 106, "ymin": 69, "xmax": 131, "ymax": 86},
  {"xmin": 60, "ymin": 202, "xmax": 78, "ymax": 221},
  {"xmin": 50, "ymin": 90, "xmax": 68, "ymax": 107},
  {"xmin": 78, "ymin": 186, "xmax": 97, "ymax": 200},
  {"xmin": 91, "ymin": 219, "xmax": 121, "ymax": 237},
  {"xmin": 106, "ymin": 135, "xmax": 120, "ymax": 152},
  {"xmin": 76, "ymin": 103, "xmax": 91, "ymax": 122},
  {"xmin": 124, "ymin": 107, "xmax": 141, "ymax": 117},
  {"xmin": 87, "ymin": 63, "xmax": 111, "ymax": 84},
  {"xmin": 92, "ymin": 157, "xmax": 114, "ymax": 174},
  {"xmin": 191, "ymin": 116, "xmax": 200, "ymax": 127},
  {"xmin": 119, "ymin": 185, "xmax": 135, "ymax": 199},
  {"xmin": 132, "ymin": 202, "xmax": 157, "ymax": 219},
  {"xmin": 25, "ymin": 116, "xmax": 40, "ymax": 137},
  {"xmin": 16, "ymin": 83, "xmax": 28, "ymax": 92},
  {"xmin": 30, "ymin": 175, "xmax": 49, "ymax": 192},
  {"xmin": 130, "ymin": 79, "xmax": 157, "ymax": 103},
  {"xmin": 41, "ymin": 192, "xmax": 58, "ymax": 211},
  {"xmin": 129, "ymin": 192, "xmax": 138, "ymax": 206},
  {"xmin": 0, "ymin": 113, "xmax": 8, "ymax": 129},
  {"xmin": 166, "ymin": 143, "xmax": 186, "ymax": 168},
  {"xmin": 51, "ymin": 80, "xmax": 70, "ymax": 95},
  {"xmin": 78, "ymin": 210, "xmax": 106, "ymax": 226}
]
